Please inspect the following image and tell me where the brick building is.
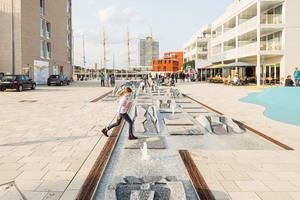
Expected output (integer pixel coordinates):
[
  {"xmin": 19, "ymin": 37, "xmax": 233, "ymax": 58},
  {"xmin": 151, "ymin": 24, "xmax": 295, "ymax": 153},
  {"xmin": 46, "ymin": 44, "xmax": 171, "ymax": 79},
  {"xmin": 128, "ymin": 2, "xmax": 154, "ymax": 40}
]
[
  {"xmin": 152, "ymin": 51, "xmax": 183, "ymax": 73},
  {"xmin": 0, "ymin": 0, "xmax": 73, "ymax": 84}
]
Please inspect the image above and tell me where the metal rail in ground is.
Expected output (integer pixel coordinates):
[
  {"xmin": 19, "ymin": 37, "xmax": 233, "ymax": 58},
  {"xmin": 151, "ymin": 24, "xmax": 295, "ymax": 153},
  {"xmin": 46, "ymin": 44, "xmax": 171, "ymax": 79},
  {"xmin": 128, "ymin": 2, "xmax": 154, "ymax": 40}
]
[
  {"xmin": 90, "ymin": 90, "xmax": 113, "ymax": 103},
  {"xmin": 183, "ymin": 94, "xmax": 294, "ymax": 151},
  {"xmin": 76, "ymin": 102, "xmax": 132, "ymax": 200}
]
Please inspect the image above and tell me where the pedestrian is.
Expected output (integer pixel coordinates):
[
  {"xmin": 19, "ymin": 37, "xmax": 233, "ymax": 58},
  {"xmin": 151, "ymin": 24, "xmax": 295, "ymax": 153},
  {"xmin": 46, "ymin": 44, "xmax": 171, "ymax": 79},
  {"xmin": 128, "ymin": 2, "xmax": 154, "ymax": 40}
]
[
  {"xmin": 100, "ymin": 73, "xmax": 104, "ymax": 87},
  {"xmin": 182, "ymin": 73, "xmax": 186, "ymax": 82},
  {"xmin": 186, "ymin": 73, "xmax": 190, "ymax": 82},
  {"xmin": 233, "ymin": 75, "xmax": 241, "ymax": 86},
  {"xmin": 171, "ymin": 73, "xmax": 175, "ymax": 80},
  {"xmin": 175, "ymin": 73, "xmax": 178, "ymax": 83},
  {"xmin": 111, "ymin": 74, "xmax": 115, "ymax": 87},
  {"xmin": 140, "ymin": 80, "xmax": 145, "ymax": 91},
  {"xmin": 102, "ymin": 87, "xmax": 138, "ymax": 140},
  {"xmin": 285, "ymin": 75, "xmax": 294, "ymax": 87},
  {"xmin": 151, "ymin": 79, "xmax": 154, "ymax": 91},
  {"xmin": 293, "ymin": 68, "xmax": 300, "ymax": 87},
  {"xmin": 105, "ymin": 73, "xmax": 109, "ymax": 87}
]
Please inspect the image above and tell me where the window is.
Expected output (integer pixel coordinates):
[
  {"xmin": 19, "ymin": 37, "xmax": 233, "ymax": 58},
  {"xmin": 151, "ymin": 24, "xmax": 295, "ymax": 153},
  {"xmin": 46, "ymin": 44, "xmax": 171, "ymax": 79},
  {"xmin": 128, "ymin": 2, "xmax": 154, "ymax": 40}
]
[
  {"xmin": 158, "ymin": 66, "xmax": 161, "ymax": 71},
  {"xmin": 67, "ymin": 18, "xmax": 71, "ymax": 31},
  {"xmin": 40, "ymin": 40, "xmax": 45, "ymax": 58},
  {"xmin": 46, "ymin": 43, "xmax": 51, "ymax": 59},
  {"xmin": 164, "ymin": 60, "xmax": 166, "ymax": 64},
  {"xmin": 40, "ymin": 0, "xmax": 44, "ymax": 15},
  {"xmin": 67, "ymin": 0, "xmax": 71, "ymax": 13},
  {"xmin": 169, "ymin": 60, "xmax": 171, "ymax": 64},
  {"xmin": 40, "ymin": 19, "xmax": 44, "ymax": 37},
  {"xmin": 67, "ymin": 49, "xmax": 71, "ymax": 62},
  {"xmin": 153, "ymin": 61, "xmax": 155, "ymax": 64},
  {"xmin": 67, "ymin": 34, "xmax": 71, "ymax": 47},
  {"xmin": 46, "ymin": 22, "xmax": 50, "ymax": 39},
  {"xmin": 163, "ymin": 67, "xmax": 166, "ymax": 72}
]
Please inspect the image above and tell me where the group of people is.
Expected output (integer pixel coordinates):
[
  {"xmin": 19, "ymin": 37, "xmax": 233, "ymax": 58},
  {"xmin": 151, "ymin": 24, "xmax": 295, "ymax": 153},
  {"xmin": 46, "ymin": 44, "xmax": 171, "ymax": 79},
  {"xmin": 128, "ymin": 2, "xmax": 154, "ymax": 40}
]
[
  {"xmin": 285, "ymin": 68, "xmax": 300, "ymax": 87},
  {"xmin": 100, "ymin": 73, "xmax": 115, "ymax": 87}
]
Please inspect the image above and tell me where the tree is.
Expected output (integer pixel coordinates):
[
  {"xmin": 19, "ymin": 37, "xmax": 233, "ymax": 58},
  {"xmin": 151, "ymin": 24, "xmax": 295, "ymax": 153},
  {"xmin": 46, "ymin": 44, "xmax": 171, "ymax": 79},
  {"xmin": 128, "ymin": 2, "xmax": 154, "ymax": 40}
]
[{"xmin": 183, "ymin": 60, "xmax": 195, "ymax": 71}]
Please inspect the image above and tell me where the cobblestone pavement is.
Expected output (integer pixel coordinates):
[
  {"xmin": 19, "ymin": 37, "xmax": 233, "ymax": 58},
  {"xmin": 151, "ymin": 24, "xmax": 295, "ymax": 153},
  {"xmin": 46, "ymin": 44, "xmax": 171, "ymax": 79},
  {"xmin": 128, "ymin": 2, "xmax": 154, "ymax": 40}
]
[
  {"xmin": 0, "ymin": 81, "xmax": 118, "ymax": 200},
  {"xmin": 176, "ymin": 82, "xmax": 300, "ymax": 200}
]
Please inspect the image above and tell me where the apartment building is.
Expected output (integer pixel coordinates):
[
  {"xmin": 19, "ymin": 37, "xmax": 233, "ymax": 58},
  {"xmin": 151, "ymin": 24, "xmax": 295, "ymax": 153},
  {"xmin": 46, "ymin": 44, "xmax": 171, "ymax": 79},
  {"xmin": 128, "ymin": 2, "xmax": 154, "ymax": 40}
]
[
  {"xmin": 184, "ymin": 24, "xmax": 212, "ymax": 69},
  {"xmin": 185, "ymin": 0, "xmax": 300, "ymax": 85},
  {"xmin": 164, "ymin": 52, "xmax": 184, "ymax": 70},
  {"xmin": 0, "ymin": 0, "xmax": 73, "ymax": 84},
  {"xmin": 138, "ymin": 37, "xmax": 159, "ymax": 68}
]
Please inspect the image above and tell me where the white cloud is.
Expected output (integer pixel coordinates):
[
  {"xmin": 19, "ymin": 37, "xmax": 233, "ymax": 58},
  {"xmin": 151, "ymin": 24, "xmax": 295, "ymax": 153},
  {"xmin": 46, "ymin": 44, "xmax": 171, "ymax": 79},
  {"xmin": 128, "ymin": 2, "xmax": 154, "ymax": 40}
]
[{"xmin": 98, "ymin": 5, "xmax": 143, "ymax": 24}]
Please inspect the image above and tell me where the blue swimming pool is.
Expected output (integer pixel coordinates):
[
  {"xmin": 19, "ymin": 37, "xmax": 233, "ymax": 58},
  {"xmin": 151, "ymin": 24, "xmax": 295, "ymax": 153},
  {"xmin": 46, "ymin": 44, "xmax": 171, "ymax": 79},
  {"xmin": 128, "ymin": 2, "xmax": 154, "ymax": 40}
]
[{"xmin": 240, "ymin": 87, "xmax": 300, "ymax": 126}]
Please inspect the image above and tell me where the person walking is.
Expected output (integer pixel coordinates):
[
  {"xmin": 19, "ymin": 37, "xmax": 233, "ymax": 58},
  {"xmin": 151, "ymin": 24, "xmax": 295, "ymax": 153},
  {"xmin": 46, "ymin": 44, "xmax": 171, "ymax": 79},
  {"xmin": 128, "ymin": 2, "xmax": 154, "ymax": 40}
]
[
  {"xmin": 100, "ymin": 73, "xmax": 105, "ymax": 87},
  {"xmin": 102, "ymin": 87, "xmax": 138, "ymax": 140},
  {"xmin": 111, "ymin": 74, "xmax": 115, "ymax": 87},
  {"xmin": 175, "ymin": 73, "xmax": 178, "ymax": 83},
  {"xmin": 186, "ymin": 73, "xmax": 190, "ymax": 82},
  {"xmin": 140, "ymin": 80, "xmax": 145, "ymax": 91},
  {"xmin": 182, "ymin": 73, "xmax": 186, "ymax": 82},
  {"xmin": 293, "ymin": 68, "xmax": 300, "ymax": 87}
]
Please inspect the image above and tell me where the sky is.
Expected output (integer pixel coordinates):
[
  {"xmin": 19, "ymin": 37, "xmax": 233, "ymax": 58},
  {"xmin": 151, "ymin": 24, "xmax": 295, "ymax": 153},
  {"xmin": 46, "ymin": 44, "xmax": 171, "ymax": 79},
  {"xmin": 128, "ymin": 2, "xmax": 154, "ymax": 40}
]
[{"xmin": 72, "ymin": 0, "xmax": 233, "ymax": 70}]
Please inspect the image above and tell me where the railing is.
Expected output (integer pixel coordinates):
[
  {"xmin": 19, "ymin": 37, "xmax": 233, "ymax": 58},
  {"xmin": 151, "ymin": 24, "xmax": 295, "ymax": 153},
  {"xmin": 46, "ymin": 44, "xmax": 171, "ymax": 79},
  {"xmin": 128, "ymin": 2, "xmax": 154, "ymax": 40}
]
[
  {"xmin": 211, "ymin": 53, "xmax": 224, "ymax": 63},
  {"xmin": 211, "ymin": 35, "xmax": 222, "ymax": 46},
  {"xmin": 223, "ymin": 27, "xmax": 236, "ymax": 42},
  {"xmin": 260, "ymin": 41, "xmax": 282, "ymax": 51},
  {"xmin": 237, "ymin": 16, "xmax": 257, "ymax": 33},
  {"xmin": 237, "ymin": 42, "xmax": 257, "ymax": 57},
  {"xmin": 261, "ymin": 14, "xmax": 283, "ymax": 24},
  {"xmin": 224, "ymin": 48, "xmax": 236, "ymax": 60},
  {"xmin": 197, "ymin": 48, "xmax": 208, "ymax": 53}
]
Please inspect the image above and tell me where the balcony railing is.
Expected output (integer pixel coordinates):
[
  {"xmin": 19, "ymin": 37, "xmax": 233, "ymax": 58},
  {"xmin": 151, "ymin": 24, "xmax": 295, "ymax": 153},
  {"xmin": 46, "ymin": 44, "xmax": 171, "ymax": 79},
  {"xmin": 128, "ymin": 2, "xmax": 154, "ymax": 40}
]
[
  {"xmin": 224, "ymin": 48, "xmax": 236, "ymax": 60},
  {"xmin": 212, "ymin": 35, "xmax": 222, "ymax": 46},
  {"xmin": 223, "ymin": 27, "xmax": 236, "ymax": 42},
  {"xmin": 237, "ymin": 42, "xmax": 257, "ymax": 57},
  {"xmin": 197, "ymin": 48, "xmax": 208, "ymax": 53},
  {"xmin": 260, "ymin": 41, "xmax": 282, "ymax": 51},
  {"xmin": 212, "ymin": 53, "xmax": 224, "ymax": 62},
  {"xmin": 237, "ymin": 16, "xmax": 257, "ymax": 34},
  {"xmin": 261, "ymin": 14, "xmax": 283, "ymax": 24}
]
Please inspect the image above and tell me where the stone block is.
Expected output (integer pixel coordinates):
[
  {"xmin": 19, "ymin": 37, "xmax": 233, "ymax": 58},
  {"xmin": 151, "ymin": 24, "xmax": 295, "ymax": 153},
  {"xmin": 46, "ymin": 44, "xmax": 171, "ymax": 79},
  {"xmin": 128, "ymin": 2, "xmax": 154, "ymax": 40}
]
[
  {"xmin": 165, "ymin": 176, "xmax": 178, "ymax": 182},
  {"xmin": 116, "ymin": 184, "xmax": 141, "ymax": 200},
  {"xmin": 142, "ymin": 176, "xmax": 164, "ymax": 184},
  {"xmin": 130, "ymin": 190, "xmax": 155, "ymax": 200},
  {"xmin": 180, "ymin": 104, "xmax": 202, "ymax": 109},
  {"xmin": 196, "ymin": 115, "xmax": 212, "ymax": 133},
  {"xmin": 141, "ymin": 184, "xmax": 151, "ymax": 190},
  {"xmin": 184, "ymin": 108, "xmax": 208, "ymax": 113},
  {"xmin": 125, "ymin": 176, "xmax": 142, "ymax": 184},
  {"xmin": 175, "ymin": 99, "xmax": 191, "ymax": 103},
  {"xmin": 166, "ymin": 126, "xmax": 203, "ymax": 135},
  {"xmin": 159, "ymin": 108, "xmax": 181, "ymax": 113},
  {"xmin": 151, "ymin": 185, "xmax": 171, "ymax": 200},
  {"xmin": 167, "ymin": 182, "xmax": 186, "ymax": 200},
  {"xmin": 164, "ymin": 118, "xmax": 194, "ymax": 126},
  {"xmin": 125, "ymin": 137, "xmax": 166, "ymax": 149}
]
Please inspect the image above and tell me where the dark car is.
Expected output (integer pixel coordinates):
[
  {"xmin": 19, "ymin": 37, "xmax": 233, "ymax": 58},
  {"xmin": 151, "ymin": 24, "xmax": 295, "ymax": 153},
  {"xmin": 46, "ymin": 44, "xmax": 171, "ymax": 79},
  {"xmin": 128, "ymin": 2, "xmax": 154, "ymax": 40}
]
[
  {"xmin": 0, "ymin": 75, "xmax": 36, "ymax": 92},
  {"xmin": 47, "ymin": 75, "xmax": 70, "ymax": 86}
]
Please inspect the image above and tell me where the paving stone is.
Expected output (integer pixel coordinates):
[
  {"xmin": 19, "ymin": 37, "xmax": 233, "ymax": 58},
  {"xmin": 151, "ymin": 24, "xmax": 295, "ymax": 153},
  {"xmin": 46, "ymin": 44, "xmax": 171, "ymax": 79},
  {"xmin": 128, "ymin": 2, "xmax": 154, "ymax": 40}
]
[
  {"xmin": 180, "ymin": 104, "xmax": 203, "ymax": 109},
  {"xmin": 116, "ymin": 184, "xmax": 141, "ymax": 200},
  {"xmin": 184, "ymin": 108, "xmax": 209, "ymax": 113},
  {"xmin": 140, "ymin": 184, "xmax": 151, "ymax": 190},
  {"xmin": 167, "ymin": 182, "xmax": 186, "ymax": 200},
  {"xmin": 166, "ymin": 126, "xmax": 203, "ymax": 135},
  {"xmin": 164, "ymin": 118, "xmax": 194, "ymax": 126},
  {"xmin": 144, "ymin": 121, "xmax": 157, "ymax": 133},
  {"xmin": 151, "ymin": 184, "xmax": 171, "ymax": 200},
  {"xmin": 125, "ymin": 176, "xmax": 142, "ymax": 185},
  {"xmin": 125, "ymin": 137, "xmax": 166, "ymax": 149},
  {"xmin": 175, "ymin": 99, "xmax": 191, "ymax": 103},
  {"xmin": 155, "ymin": 178, "xmax": 168, "ymax": 185},
  {"xmin": 159, "ymin": 108, "xmax": 181, "ymax": 113},
  {"xmin": 130, "ymin": 190, "xmax": 155, "ymax": 200},
  {"xmin": 142, "ymin": 176, "xmax": 164, "ymax": 184}
]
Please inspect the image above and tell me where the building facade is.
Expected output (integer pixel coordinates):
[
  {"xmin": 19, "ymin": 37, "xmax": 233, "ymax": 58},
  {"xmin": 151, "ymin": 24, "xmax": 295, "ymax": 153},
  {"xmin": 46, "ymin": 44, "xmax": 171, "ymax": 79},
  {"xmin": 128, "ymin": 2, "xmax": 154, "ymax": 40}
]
[
  {"xmin": 184, "ymin": 0, "xmax": 300, "ymax": 86},
  {"xmin": 164, "ymin": 51, "xmax": 184, "ymax": 70},
  {"xmin": 138, "ymin": 37, "xmax": 159, "ymax": 68},
  {"xmin": 152, "ymin": 58, "xmax": 179, "ymax": 73},
  {"xmin": 0, "ymin": 0, "xmax": 73, "ymax": 84}
]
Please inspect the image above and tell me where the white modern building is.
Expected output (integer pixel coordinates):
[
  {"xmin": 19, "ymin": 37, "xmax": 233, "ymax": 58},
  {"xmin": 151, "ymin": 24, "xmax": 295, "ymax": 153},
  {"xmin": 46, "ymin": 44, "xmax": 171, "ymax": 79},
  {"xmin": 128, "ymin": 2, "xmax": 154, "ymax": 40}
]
[
  {"xmin": 184, "ymin": 0, "xmax": 300, "ymax": 86},
  {"xmin": 184, "ymin": 24, "xmax": 212, "ymax": 69}
]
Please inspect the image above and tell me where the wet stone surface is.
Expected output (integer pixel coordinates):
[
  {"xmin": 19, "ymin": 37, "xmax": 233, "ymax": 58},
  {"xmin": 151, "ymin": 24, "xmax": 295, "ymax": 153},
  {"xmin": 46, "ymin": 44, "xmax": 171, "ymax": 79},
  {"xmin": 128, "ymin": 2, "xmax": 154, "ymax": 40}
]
[{"xmin": 125, "ymin": 137, "xmax": 166, "ymax": 149}]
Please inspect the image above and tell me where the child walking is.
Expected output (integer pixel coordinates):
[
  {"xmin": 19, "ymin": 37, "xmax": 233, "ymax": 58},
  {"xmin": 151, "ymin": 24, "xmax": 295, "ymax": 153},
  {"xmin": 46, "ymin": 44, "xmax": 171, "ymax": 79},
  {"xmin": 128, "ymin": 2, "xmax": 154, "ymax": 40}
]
[{"xmin": 102, "ymin": 87, "xmax": 138, "ymax": 140}]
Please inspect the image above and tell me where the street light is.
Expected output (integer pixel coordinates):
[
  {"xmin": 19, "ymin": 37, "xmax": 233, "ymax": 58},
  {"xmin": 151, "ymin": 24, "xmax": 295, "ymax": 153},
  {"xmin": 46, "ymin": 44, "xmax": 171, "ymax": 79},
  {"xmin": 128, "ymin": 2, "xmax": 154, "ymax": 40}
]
[{"xmin": 12, "ymin": 0, "xmax": 15, "ymax": 74}]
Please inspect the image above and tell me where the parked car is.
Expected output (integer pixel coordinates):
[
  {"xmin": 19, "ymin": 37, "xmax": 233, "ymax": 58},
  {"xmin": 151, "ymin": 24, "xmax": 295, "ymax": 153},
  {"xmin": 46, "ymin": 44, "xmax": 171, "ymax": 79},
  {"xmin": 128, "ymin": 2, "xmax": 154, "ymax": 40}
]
[
  {"xmin": 47, "ymin": 75, "xmax": 70, "ymax": 86},
  {"xmin": 0, "ymin": 75, "xmax": 36, "ymax": 92}
]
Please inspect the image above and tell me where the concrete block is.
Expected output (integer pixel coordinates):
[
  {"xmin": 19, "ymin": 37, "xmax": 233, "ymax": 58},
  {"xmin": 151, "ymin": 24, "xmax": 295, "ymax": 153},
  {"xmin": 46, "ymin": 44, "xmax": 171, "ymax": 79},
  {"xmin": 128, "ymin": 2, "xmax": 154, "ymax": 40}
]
[{"xmin": 164, "ymin": 118, "xmax": 194, "ymax": 126}]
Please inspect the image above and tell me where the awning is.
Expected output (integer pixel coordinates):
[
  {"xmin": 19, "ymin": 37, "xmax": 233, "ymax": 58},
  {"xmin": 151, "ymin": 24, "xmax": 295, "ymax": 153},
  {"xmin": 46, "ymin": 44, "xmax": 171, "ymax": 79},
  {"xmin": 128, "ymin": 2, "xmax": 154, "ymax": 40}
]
[
  {"xmin": 208, "ymin": 64, "xmax": 225, "ymax": 69},
  {"xmin": 199, "ymin": 65, "xmax": 213, "ymax": 69},
  {"xmin": 221, "ymin": 62, "xmax": 256, "ymax": 68}
]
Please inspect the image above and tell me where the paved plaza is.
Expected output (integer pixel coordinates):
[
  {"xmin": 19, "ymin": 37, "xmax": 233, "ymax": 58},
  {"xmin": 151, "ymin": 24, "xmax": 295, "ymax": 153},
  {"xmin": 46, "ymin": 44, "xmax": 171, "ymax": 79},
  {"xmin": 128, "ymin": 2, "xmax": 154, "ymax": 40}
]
[{"xmin": 0, "ymin": 80, "xmax": 300, "ymax": 200}]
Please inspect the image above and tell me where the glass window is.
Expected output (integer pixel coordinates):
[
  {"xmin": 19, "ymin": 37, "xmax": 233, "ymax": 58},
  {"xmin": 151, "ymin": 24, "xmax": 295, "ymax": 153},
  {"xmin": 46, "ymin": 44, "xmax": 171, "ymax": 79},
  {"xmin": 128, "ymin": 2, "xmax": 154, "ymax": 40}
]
[
  {"xmin": 153, "ymin": 61, "xmax": 155, "ymax": 64},
  {"xmin": 46, "ymin": 22, "xmax": 50, "ymax": 39},
  {"xmin": 40, "ymin": 40, "xmax": 45, "ymax": 58},
  {"xmin": 40, "ymin": 0, "xmax": 44, "ymax": 15},
  {"xmin": 67, "ymin": 49, "xmax": 71, "ymax": 62},
  {"xmin": 158, "ymin": 66, "xmax": 161, "ymax": 71},
  {"xmin": 164, "ymin": 60, "xmax": 166, "ymax": 64},
  {"xmin": 163, "ymin": 67, "xmax": 166, "ymax": 71},
  {"xmin": 169, "ymin": 60, "xmax": 171, "ymax": 64},
  {"xmin": 40, "ymin": 19, "xmax": 44, "ymax": 37},
  {"xmin": 67, "ymin": 0, "xmax": 71, "ymax": 13},
  {"xmin": 67, "ymin": 34, "xmax": 70, "ymax": 47},
  {"xmin": 47, "ymin": 43, "xmax": 51, "ymax": 59},
  {"xmin": 67, "ymin": 18, "xmax": 71, "ymax": 31},
  {"xmin": 24, "ymin": 76, "xmax": 30, "ymax": 81}
]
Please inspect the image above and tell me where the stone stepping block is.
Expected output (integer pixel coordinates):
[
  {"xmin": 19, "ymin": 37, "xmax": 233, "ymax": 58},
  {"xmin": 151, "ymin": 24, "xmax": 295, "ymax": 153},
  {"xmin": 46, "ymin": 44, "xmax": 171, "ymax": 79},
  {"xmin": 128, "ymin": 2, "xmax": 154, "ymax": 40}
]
[
  {"xmin": 130, "ymin": 190, "xmax": 155, "ymax": 200},
  {"xmin": 159, "ymin": 108, "xmax": 181, "ymax": 113},
  {"xmin": 166, "ymin": 176, "xmax": 178, "ymax": 182},
  {"xmin": 167, "ymin": 182, "xmax": 186, "ymax": 200},
  {"xmin": 164, "ymin": 118, "xmax": 194, "ymax": 126},
  {"xmin": 144, "ymin": 121, "xmax": 157, "ymax": 133},
  {"xmin": 184, "ymin": 108, "xmax": 209, "ymax": 113},
  {"xmin": 125, "ymin": 176, "xmax": 143, "ymax": 184},
  {"xmin": 137, "ymin": 103, "xmax": 153, "ymax": 106},
  {"xmin": 124, "ymin": 137, "xmax": 166, "ymax": 149},
  {"xmin": 142, "ymin": 176, "xmax": 164, "ymax": 184},
  {"xmin": 134, "ymin": 121, "xmax": 145, "ymax": 133},
  {"xmin": 180, "ymin": 104, "xmax": 203, "ymax": 109},
  {"xmin": 137, "ymin": 99, "xmax": 153, "ymax": 103},
  {"xmin": 166, "ymin": 126, "xmax": 203, "ymax": 135},
  {"xmin": 138, "ymin": 96, "xmax": 151, "ymax": 99},
  {"xmin": 116, "ymin": 184, "xmax": 142, "ymax": 200},
  {"xmin": 175, "ymin": 99, "xmax": 191, "ymax": 103},
  {"xmin": 151, "ymin": 185, "xmax": 171, "ymax": 200}
]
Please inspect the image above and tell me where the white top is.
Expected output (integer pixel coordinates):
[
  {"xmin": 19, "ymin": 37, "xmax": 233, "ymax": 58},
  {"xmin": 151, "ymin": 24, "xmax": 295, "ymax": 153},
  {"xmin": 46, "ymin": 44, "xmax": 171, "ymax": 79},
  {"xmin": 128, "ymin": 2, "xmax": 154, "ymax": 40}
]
[
  {"xmin": 233, "ymin": 76, "xmax": 238, "ymax": 82},
  {"xmin": 140, "ymin": 82, "xmax": 145, "ymax": 87}
]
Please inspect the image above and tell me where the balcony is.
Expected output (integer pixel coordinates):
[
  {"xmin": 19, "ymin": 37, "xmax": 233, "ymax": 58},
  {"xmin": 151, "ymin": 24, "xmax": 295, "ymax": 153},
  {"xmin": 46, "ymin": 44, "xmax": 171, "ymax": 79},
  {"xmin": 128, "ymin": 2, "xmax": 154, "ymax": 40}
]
[
  {"xmin": 224, "ymin": 48, "xmax": 236, "ymax": 60},
  {"xmin": 237, "ymin": 42, "xmax": 257, "ymax": 57},
  {"xmin": 261, "ymin": 14, "xmax": 283, "ymax": 25},
  {"xmin": 237, "ymin": 16, "xmax": 257, "ymax": 35},
  {"xmin": 197, "ymin": 47, "xmax": 208, "ymax": 53},
  {"xmin": 211, "ymin": 35, "xmax": 222, "ymax": 46},
  {"xmin": 260, "ymin": 41, "xmax": 282, "ymax": 51},
  {"xmin": 223, "ymin": 27, "xmax": 236, "ymax": 42},
  {"xmin": 212, "ymin": 53, "xmax": 224, "ymax": 63}
]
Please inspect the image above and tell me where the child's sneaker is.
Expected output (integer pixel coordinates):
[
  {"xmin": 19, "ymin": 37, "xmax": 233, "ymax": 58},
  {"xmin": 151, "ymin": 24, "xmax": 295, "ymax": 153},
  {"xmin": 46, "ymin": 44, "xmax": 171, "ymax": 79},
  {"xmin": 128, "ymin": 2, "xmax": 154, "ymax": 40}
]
[
  {"xmin": 102, "ymin": 128, "xmax": 109, "ymax": 137},
  {"xmin": 128, "ymin": 134, "xmax": 138, "ymax": 140}
]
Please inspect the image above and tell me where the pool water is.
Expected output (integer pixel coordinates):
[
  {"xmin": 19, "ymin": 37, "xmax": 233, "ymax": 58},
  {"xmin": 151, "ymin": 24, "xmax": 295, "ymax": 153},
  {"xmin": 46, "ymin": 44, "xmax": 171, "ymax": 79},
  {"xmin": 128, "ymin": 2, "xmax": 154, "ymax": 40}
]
[{"xmin": 240, "ymin": 87, "xmax": 300, "ymax": 126}]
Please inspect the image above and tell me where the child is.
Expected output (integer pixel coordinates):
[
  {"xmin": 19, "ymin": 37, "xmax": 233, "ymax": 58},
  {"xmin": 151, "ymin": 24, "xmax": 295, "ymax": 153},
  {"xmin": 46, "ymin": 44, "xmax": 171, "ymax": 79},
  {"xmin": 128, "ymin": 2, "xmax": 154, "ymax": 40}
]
[
  {"xmin": 102, "ymin": 87, "xmax": 138, "ymax": 140},
  {"xmin": 140, "ymin": 80, "xmax": 145, "ymax": 91}
]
